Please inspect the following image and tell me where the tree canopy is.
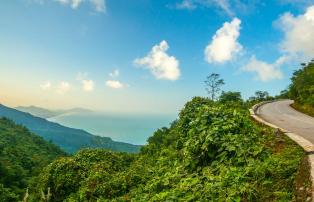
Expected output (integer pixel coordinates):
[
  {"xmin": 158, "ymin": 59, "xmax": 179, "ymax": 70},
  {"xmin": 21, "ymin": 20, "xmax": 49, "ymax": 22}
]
[
  {"xmin": 0, "ymin": 118, "xmax": 66, "ymax": 201},
  {"xmin": 289, "ymin": 61, "xmax": 314, "ymax": 106},
  {"xmin": 219, "ymin": 91, "xmax": 243, "ymax": 103}
]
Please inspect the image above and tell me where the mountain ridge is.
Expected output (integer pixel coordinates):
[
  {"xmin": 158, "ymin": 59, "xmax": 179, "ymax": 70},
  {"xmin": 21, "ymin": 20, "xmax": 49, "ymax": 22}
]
[
  {"xmin": 0, "ymin": 104, "xmax": 141, "ymax": 153},
  {"xmin": 15, "ymin": 105, "xmax": 93, "ymax": 118}
]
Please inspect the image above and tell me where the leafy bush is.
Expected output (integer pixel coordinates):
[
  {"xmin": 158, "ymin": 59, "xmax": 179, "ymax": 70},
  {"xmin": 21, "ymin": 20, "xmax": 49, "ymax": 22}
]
[
  {"xmin": 285, "ymin": 60, "xmax": 314, "ymax": 116},
  {"xmin": 289, "ymin": 61, "xmax": 314, "ymax": 106},
  {"xmin": 36, "ymin": 97, "xmax": 305, "ymax": 201}
]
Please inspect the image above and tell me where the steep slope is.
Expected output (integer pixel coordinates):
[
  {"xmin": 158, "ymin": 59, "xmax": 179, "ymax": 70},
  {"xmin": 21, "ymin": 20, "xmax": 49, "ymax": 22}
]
[
  {"xmin": 288, "ymin": 61, "xmax": 314, "ymax": 116},
  {"xmin": 0, "ymin": 104, "xmax": 141, "ymax": 153},
  {"xmin": 35, "ymin": 97, "xmax": 307, "ymax": 201},
  {"xmin": 0, "ymin": 117, "xmax": 66, "ymax": 201}
]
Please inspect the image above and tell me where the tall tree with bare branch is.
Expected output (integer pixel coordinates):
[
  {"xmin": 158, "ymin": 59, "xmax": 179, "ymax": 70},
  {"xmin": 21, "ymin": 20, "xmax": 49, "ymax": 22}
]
[{"xmin": 205, "ymin": 73, "xmax": 225, "ymax": 100}]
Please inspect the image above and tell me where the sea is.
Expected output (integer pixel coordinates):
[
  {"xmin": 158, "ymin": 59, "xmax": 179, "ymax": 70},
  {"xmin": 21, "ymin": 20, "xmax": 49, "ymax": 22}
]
[{"xmin": 48, "ymin": 112, "xmax": 177, "ymax": 145}]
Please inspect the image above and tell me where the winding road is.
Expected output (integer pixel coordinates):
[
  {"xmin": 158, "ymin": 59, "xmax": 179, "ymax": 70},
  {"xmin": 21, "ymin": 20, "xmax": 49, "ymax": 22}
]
[{"xmin": 257, "ymin": 100, "xmax": 314, "ymax": 143}]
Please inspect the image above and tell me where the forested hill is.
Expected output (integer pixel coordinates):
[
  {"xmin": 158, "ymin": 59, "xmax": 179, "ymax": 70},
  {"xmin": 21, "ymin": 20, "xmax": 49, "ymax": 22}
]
[
  {"xmin": 281, "ymin": 60, "xmax": 314, "ymax": 116},
  {"xmin": 0, "ymin": 104, "xmax": 141, "ymax": 153},
  {"xmin": 0, "ymin": 117, "xmax": 66, "ymax": 201}
]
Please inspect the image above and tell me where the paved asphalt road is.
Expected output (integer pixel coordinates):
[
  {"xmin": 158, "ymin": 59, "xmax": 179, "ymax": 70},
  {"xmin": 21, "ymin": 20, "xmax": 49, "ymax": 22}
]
[{"xmin": 257, "ymin": 100, "xmax": 314, "ymax": 143}]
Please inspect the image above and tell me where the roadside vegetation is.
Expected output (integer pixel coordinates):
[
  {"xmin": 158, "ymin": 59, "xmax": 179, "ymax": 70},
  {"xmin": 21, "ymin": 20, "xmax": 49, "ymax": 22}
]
[
  {"xmin": 280, "ymin": 59, "xmax": 314, "ymax": 117},
  {"xmin": 0, "ymin": 74, "xmax": 309, "ymax": 201},
  {"xmin": 32, "ymin": 79, "xmax": 307, "ymax": 201}
]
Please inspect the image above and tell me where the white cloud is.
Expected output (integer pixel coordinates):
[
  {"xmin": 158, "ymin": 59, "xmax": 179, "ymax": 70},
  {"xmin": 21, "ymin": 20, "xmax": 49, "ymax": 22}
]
[
  {"xmin": 82, "ymin": 79, "xmax": 94, "ymax": 92},
  {"xmin": 213, "ymin": 0, "xmax": 233, "ymax": 16},
  {"xmin": 54, "ymin": 0, "xmax": 106, "ymax": 12},
  {"xmin": 76, "ymin": 72, "xmax": 95, "ymax": 92},
  {"xmin": 56, "ymin": 81, "xmax": 71, "ymax": 94},
  {"xmin": 40, "ymin": 81, "xmax": 51, "ymax": 90},
  {"xmin": 204, "ymin": 18, "xmax": 242, "ymax": 64},
  {"xmin": 242, "ymin": 56, "xmax": 284, "ymax": 82},
  {"xmin": 176, "ymin": 0, "xmax": 197, "ymax": 10},
  {"xmin": 90, "ymin": 0, "xmax": 106, "ymax": 12},
  {"xmin": 134, "ymin": 40, "xmax": 180, "ymax": 81},
  {"xmin": 109, "ymin": 69, "xmax": 119, "ymax": 78},
  {"xmin": 106, "ymin": 80, "xmax": 124, "ymax": 89},
  {"xmin": 277, "ymin": 5, "xmax": 314, "ymax": 57},
  {"xmin": 174, "ymin": 0, "xmax": 258, "ymax": 16}
]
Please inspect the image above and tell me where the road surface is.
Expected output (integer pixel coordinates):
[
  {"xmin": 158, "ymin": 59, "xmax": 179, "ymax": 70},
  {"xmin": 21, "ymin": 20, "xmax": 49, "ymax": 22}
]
[{"xmin": 257, "ymin": 100, "xmax": 314, "ymax": 143}]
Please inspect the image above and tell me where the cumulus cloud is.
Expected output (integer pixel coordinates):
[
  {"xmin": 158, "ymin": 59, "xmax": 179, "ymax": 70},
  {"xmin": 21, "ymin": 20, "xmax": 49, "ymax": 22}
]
[
  {"xmin": 134, "ymin": 40, "xmax": 180, "ymax": 81},
  {"xmin": 204, "ymin": 18, "xmax": 242, "ymax": 64},
  {"xmin": 76, "ymin": 72, "xmax": 95, "ymax": 92},
  {"xmin": 56, "ymin": 81, "xmax": 71, "ymax": 94},
  {"xmin": 109, "ymin": 69, "xmax": 119, "ymax": 78},
  {"xmin": 40, "ymin": 81, "xmax": 51, "ymax": 90},
  {"xmin": 82, "ymin": 79, "xmax": 94, "ymax": 92},
  {"xmin": 277, "ymin": 5, "xmax": 314, "ymax": 57},
  {"xmin": 242, "ymin": 56, "xmax": 284, "ymax": 82},
  {"xmin": 55, "ymin": 0, "xmax": 106, "ymax": 12},
  {"xmin": 106, "ymin": 80, "xmax": 124, "ymax": 89}
]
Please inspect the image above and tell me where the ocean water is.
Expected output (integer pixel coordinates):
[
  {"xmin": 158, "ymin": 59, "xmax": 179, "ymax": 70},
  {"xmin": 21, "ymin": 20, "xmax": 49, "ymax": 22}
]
[{"xmin": 48, "ymin": 112, "xmax": 177, "ymax": 145}]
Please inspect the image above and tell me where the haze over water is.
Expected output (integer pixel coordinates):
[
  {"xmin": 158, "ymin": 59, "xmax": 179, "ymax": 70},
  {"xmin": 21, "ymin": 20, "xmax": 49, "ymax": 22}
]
[{"xmin": 49, "ymin": 112, "xmax": 176, "ymax": 145}]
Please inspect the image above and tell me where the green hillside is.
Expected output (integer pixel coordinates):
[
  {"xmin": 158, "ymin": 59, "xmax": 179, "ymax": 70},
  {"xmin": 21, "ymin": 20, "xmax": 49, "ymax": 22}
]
[
  {"xmin": 33, "ymin": 97, "xmax": 307, "ymax": 201},
  {"xmin": 287, "ymin": 60, "xmax": 314, "ymax": 116},
  {"xmin": 0, "ymin": 104, "xmax": 141, "ymax": 153},
  {"xmin": 0, "ymin": 118, "xmax": 66, "ymax": 201}
]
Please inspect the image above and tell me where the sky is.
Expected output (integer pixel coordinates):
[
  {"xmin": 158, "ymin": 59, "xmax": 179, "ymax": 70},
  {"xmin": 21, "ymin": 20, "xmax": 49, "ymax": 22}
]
[{"xmin": 0, "ymin": 0, "xmax": 314, "ymax": 114}]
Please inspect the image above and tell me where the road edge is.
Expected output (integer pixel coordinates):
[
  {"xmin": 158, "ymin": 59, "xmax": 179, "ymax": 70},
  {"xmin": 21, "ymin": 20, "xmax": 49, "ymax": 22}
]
[{"xmin": 250, "ymin": 100, "xmax": 314, "ymax": 201}]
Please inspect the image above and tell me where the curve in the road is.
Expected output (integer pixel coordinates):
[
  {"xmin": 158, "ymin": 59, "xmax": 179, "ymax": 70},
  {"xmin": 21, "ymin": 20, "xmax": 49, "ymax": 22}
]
[{"xmin": 257, "ymin": 100, "xmax": 314, "ymax": 143}]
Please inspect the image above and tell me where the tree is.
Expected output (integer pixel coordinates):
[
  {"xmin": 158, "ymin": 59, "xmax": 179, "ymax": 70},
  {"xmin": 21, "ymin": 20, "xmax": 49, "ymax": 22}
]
[
  {"xmin": 249, "ymin": 91, "xmax": 270, "ymax": 101},
  {"xmin": 277, "ymin": 89, "xmax": 289, "ymax": 99},
  {"xmin": 204, "ymin": 73, "xmax": 225, "ymax": 100},
  {"xmin": 219, "ymin": 91, "xmax": 242, "ymax": 103},
  {"xmin": 288, "ymin": 61, "xmax": 314, "ymax": 105},
  {"xmin": 255, "ymin": 91, "xmax": 269, "ymax": 100}
]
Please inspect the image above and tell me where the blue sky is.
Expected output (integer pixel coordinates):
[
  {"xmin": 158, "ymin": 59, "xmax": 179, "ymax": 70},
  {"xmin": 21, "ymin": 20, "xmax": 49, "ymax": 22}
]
[{"xmin": 0, "ymin": 0, "xmax": 314, "ymax": 114}]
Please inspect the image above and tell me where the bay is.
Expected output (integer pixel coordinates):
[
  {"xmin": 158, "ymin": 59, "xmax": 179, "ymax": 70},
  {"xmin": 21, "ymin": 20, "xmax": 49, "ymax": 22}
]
[{"xmin": 48, "ymin": 112, "xmax": 176, "ymax": 145}]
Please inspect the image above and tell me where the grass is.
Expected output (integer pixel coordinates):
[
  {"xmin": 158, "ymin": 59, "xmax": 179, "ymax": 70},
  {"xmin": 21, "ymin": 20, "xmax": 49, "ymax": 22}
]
[
  {"xmin": 291, "ymin": 102, "xmax": 314, "ymax": 117},
  {"xmin": 252, "ymin": 118, "xmax": 311, "ymax": 201}
]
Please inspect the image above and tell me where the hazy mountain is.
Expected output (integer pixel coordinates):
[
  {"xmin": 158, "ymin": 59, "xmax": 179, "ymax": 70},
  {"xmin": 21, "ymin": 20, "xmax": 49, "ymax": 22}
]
[
  {"xmin": 0, "ymin": 104, "xmax": 141, "ymax": 153},
  {"xmin": 15, "ymin": 105, "xmax": 93, "ymax": 119}
]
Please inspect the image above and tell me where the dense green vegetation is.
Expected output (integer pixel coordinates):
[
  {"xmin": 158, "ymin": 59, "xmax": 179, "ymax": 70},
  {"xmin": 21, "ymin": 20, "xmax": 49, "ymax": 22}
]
[
  {"xmin": 0, "ymin": 104, "xmax": 141, "ymax": 153},
  {"xmin": 31, "ymin": 97, "xmax": 306, "ymax": 201},
  {"xmin": 286, "ymin": 60, "xmax": 314, "ymax": 116},
  {"xmin": 219, "ymin": 91, "xmax": 243, "ymax": 103},
  {"xmin": 0, "ymin": 117, "xmax": 66, "ymax": 201},
  {"xmin": 1, "ymin": 70, "xmax": 309, "ymax": 201}
]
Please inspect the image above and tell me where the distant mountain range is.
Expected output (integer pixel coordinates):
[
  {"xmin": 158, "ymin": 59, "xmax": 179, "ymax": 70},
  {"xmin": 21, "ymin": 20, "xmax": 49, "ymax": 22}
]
[
  {"xmin": 15, "ymin": 105, "xmax": 92, "ymax": 118},
  {"xmin": 0, "ymin": 104, "xmax": 141, "ymax": 153}
]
